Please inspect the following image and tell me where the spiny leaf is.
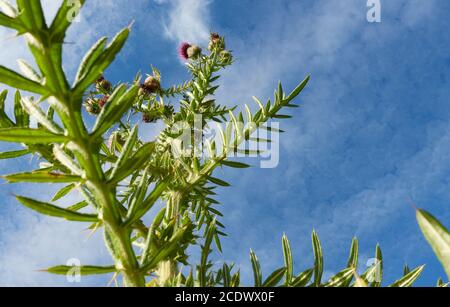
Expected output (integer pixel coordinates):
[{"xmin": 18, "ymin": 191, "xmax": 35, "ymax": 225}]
[
  {"xmin": 262, "ymin": 267, "xmax": 286, "ymax": 287},
  {"xmin": 0, "ymin": 128, "xmax": 67, "ymax": 144},
  {"xmin": 389, "ymin": 265, "xmax": 425, "ymax": 287},
  {"xmin": 312, "ymin": 230, "xmax": 323, "ymax": 286},
  {"xmin": 416, "ymin": 209, "xmax": 450, "ymax": 279},
  {"xmin": 108, "ymin": 142, "xmax": 155, "ymax": 185},
  {"xmin": 285, "ymin": 75, "xmax": 310, "ymax": 103},
  {"xmin": 291, "ymin": 269, "xmax": 313, "ymax": 287},
  {"xmin": 250, "ymin": 249, "xmax": 262, "ymax": 287},
  {"xmin": 323, "ymin": 268, "xmax": 355, "ymax": 287},
  {"xmin": 16, "ymin": 196, "xmax": 98, "ymax": 222},
  {"xmin": 52, "ymin": 183, "xmax": 76, "ymax": 201},
  {"xmin": 73, "ymin": 26, "xmax": 131, "ymax": 94},
  {"xmin": 0, "ymin": 11, "xmax": 24, "ymax": 31},
  {"xmin": 74, "ymin": 37, "xmax": 107, "ymax": 84},
  {"xmin": 371, "ymin": 244, "xmax": 383, "ymax": 287},
  {"xmin": 45, "ymin": 265, "xmax": 115, "ymax": 276},
  {"xmin": 21, "ymin": 97, "xmax": 63, "ymax": 133},
  {"xmin": 0, "ymin": 149, "xmax": 30, "ymax": 159},
  {"xmin": 50, "ymin": 0, "xmax": 86, "ymax": 42},
  {"xmin": 4, "ymin": 172, "xmax": 81, "ymax": 183},
  {"xmin": 208, "ymin": 176, "xmax": 230, "ymax": 187},
  {"xmin": 92, "ymin": 84, "xmax": 138, "ymax": 137},
  {"xmin": 16, "ymin": 0, "xmax": 46, "ymax": 30},
  {"xmin": 282, "ymin": 234, "xmax": 293, "ymax": 285},
  {"xmin": 221, "ymin": 160, "xmax": 250, "ymax": 168}
]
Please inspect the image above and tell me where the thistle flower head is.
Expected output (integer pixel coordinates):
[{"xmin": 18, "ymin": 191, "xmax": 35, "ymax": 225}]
[{"xmin": 179, "ymin": 42, "xmax": 191, "ymax": 60}]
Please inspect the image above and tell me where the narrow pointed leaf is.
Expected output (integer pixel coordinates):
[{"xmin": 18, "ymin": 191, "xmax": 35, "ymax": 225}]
[
  {"xmin": 0, "ymin": 149, "xmax": 30, "ymax": 159},
  {"xmin": 0, "ymin": 66, "xmax": 46, "ymax": 95},
  {"xmin": 312, "ymin": 230, "xmax": 323, "ymax": 286},
  {"xmin": 221, "ymin": 160, "xmax": 250, "ymax": 168},
  {"xmin": 323, "ymin": 268, "xmax": 354, "ymax": 287},
  {"xmin": 285, "ymin": 75, "xmax": 310, "ymax": 103},
  {"xmin": 45, "ymin": 265, "xmax": 115, "ymax": 276},
  {"xmin": 291, "ymin": 269, "xmax": 313, "ymax": 287},
  {"xmin": 16, "ymin": 196, "xmax": 98, "ymax": 222},
  {"xmin": 250, "ymin": 249, "xmax": 262, "ymax": 287},
  {"xmin": 416, "ymin": 209, "xmax": 450, "ymax": 279},
  {"xmin": 389, "ymin": 266, "xmax": 425, "ymax": 287},
  {"xmin": 52, "ymin": 183, "xmax": 76, "ymax": 201},
  {"xmin": 262, "ymin": 267, "xmax": 286, "ymax": 287},
  {"xmin": 4, "ymin": 172, "xmax": 81, "ymax": 183},
  {"xmin": 0, "ymin": 128, "xmax": 67, "ymax": 144},
  {"xmin": 282, "ymin": 234, "xmax": 293, "ymax": 285}
]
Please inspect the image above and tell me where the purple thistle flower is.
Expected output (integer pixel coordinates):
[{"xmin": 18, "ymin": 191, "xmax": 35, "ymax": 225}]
[{"xmin": 179, "ymin": 42, "xmax": 191, "ymax": 60}]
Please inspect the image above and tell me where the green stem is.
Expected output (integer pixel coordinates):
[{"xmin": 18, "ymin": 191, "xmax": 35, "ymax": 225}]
[{"xmin": 33, "ymin": 35, "xmax": 145, "ymax": 287}]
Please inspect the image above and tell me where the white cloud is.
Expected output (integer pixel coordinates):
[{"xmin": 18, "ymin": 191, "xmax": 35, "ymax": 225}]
[{"xmin": 155, "ymin": 0, "xmax": 211, "ymax": 43}]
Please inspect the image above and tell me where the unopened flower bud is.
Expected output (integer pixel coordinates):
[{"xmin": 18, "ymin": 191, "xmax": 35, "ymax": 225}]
[
  {"xmin": 220, "ymin": 50, "xmax": 233, "ymax": 64},
  {"xmin": 140, "ymin": 76, "xmax": 161, "ymax": 96},
  {"xmin": 85, "ymin": 98, "xmax": 100, "ymax": 115},
  {"xmin": 96, "ymin": 79, "xmax": 112, "ymax": 92},
  {"xmin": 142, "ymin": 112, "xmax": 157, "ymax": 123},
  {"xmin": 208, "ymin": 32, "xmax": 225, "ymax": 51},
  {"xmin": 98, "ymin": 95, "xmax": 109, "ymax": 107}
]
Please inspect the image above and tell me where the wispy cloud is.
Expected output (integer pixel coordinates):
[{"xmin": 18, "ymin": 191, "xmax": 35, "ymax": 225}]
[{"xmin": 154, "ymin": 0, "xmax": 211, "ymax": 43}]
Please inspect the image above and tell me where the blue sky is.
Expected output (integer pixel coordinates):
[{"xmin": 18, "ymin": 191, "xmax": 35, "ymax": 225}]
[{"xmin": 0, "ymin": 0, "xmax": 449, "ymax": 286}]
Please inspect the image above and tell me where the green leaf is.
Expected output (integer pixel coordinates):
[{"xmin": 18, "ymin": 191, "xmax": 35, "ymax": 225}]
[
  {"xmin": 0, "ymin": 90, "xmax": 14, "ymax": 128},
  {"xmin": 21, "ymin": 97, "xmax": 62, "ymax": 133},
  {"xmin": 4, "ymin": 172, "xmax": 81, "ymax": 183},
  {"xmin": 45, "ymin": 265, "xmax": 115, "ymax": 276},
  {"xmin": 417, "ymin": 209, "xmax": 450, "ymax": 279},
  {"xmin": 347, "ymin": 237, "xmax": 359, "ymax": 268},
  {"xmin": 74, "ymin": 37, "xmax": 108, "ymax": 84},
  {"xmin": 16, "ymin": 195, "xmax": 98, "ymax": 222},
  {"xmin": 0, "ymin": 149, "xmax": 30, "ymax": 159},
  {"xmin": 50, "ymin": 0, "xmax": 86, "ymax": 42},
  {"xmin": 282, "ymin": 234, "xmax": 293, "ymax": 285},
  {"xmin": 141, "ymin": 225, "xmax": 190, "ymax": 272},
  {"xmin": 312, "ymin": 230, "xmax": 323, "ymax": 286},
  {"xmin": 262, "ymin": 267, "xmax": 286, "ymax": 287},
  {"xmin": 221, "ymin": 160, "xmax": 250, "ymax": 168},
  {"xmin": 17, "ymin": 59, "xmax": 42, "ymax": 82},
  {"xmin": 291, "ymin": 269, "xmax": 313, "ymax": 287},
  {"xmin": 285, "ymin": 75, "xmax": 310, "ymax": 103},
  {"xmin": 14, "ymin": 91, "xmax": 29, "ymax": 127},
  {"xmin": 16, "ymin": 0, "xmax": 46, "ymax": 30},
  {"xmin": 323, "ymin": 268, "xmax": 355, "ymax": 287},
  {"xmin": 0, "ymin": 128, "xmax": 67, "ymax": 144},
  {"xmin": 109, "ymin": 125, "xmax": 138, "ymax": 179},
  {"xmin": 108, "ymin": 142, "xmax": 155, "ymax": 185},
  {"xmin": 389, "ymin": 265, "xmax": 425, "ymax": 287},
  {"xmin": 371, "ymin": 244, "xmax": 383, "ymax": 287},
  {"xmin": 0, "ymin": 11, "xmax": 25, "ymax": 31},
  {"xmin": 0, "ymin": 0, "xmax": 18, "ymax": 17},
  {"xmin": 353, "ymin": 272, "xmax": 368, "ymax": 287},
  {"xmin": 67, "ymin": 200, "xmax": 88, "ymax": 212},
  {"xmin": 52, "ymin": 183, "xmax": 76, "ymax": 201},
  {"xmin": 208, "ymin": 176, "xmax": 230, "ymax": 187},
  {"xmin": 250, "ymin": 249, "xmax": 262, "ymax": 287},
  {"xmin": 73, "ymin": 26, "xmax": 131, "ymax": 94},
  {"xmin": 92, "ymin": 84, "xmax": 138, "ymax": 138}
]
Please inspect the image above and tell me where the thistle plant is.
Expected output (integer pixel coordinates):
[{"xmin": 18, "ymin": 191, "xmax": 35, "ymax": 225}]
[{"xmin": 0, "ymin": 1, "xmax": 446, "ymax": 288}]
